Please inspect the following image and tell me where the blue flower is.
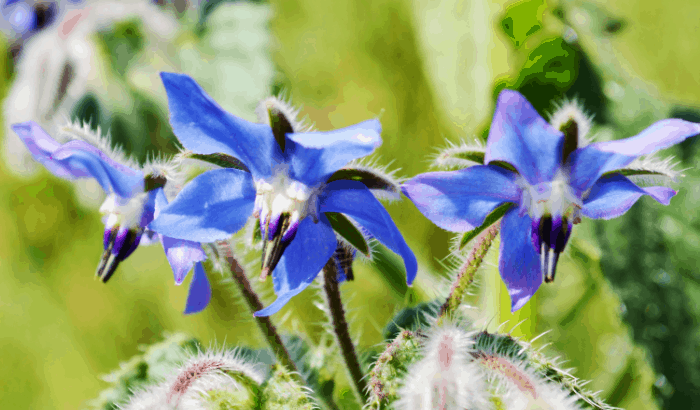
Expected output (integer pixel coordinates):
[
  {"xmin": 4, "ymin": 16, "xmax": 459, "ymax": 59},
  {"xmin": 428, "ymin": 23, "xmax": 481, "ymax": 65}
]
[
  {"xmin": 403, "ymin": 89, "xmax": 700, "ymax": 311},
  {"xmin": 149, "ymin": 72, "xmax": 417, "ymax": 317},
  {"xmin": 11, "ymin": 121, "xmax": 210, "ymax": 314}
]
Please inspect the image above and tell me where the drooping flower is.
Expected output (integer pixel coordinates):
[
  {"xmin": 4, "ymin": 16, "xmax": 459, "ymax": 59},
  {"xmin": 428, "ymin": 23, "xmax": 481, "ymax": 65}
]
[
  {"xmin": 403, "ymin": 89, "xmax": 700, "ymax": 311},
  {"xmin": 11, "ymin": 120, "xmax": 210, "ymax": 314},
  {"xmin": 149, "ymin": 72, "xmax": 417, "ymax": 316}
]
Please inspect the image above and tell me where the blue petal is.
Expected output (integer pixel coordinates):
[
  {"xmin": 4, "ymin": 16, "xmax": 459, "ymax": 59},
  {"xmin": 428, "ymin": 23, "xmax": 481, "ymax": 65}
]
[
  {"xmin": 485, "ymin": 89, "xmax": 565, "ymax": 185},
  {"xmin": 499, "ymin": 208, "xmax": 541, "ymax": 312},
  {"xmin": 569, "ymin": 119, "xmax": 700, "ymax": 194},
  {"xmin": 162, "ymin": 236, "xmax": 207, "ymax": 285},
  {"xmin": 12, "ymin": 122, "xmax": 143, "ymax": 197},
  {"xmin": 254, "ymin": 215, "xmax": 337, "ymax": 317},
  {"xmin": 287, "ymin": 119, "xmax": 382, "ymax": 186},
  {"xmin": 582, "ymin": 174, "xmax": 676, "ymax": 220},
  {"xmin": 153, "ymin": 189, "xmax": 208, "ymax": 286},
  {"xmin": 148, "ymin": 168, "xmax": 256, "ymax": 242},
  {"xmin": 12, "ymin": 121, "xmax": 77, "ymax": 179},
  {"xmin": 160, "ymin": 72, "xmax": 278, "ymax": 179},
  {"xmin": 320, "ymin": 180, "xmax": 418, "ymax": 285},
  {"xmin": 402, "ymin": 165, "xmax": 521, "ymax": 232},
  {"xmin": 184, "ymin": 262, "xmax": 211, "ymax": 314}
]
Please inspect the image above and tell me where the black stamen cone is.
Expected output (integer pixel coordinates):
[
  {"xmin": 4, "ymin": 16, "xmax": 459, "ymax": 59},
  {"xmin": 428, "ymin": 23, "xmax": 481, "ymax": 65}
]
[
  {"xmin": 97, "ymin": 229, "xmax": 142, "ymax": 283},
  {"xmin": 535, "ymin": 216, "xmax": 573, "ymax": 283},
  {"xmin": 260, "ymin": 213, "xmax": 292, "ymax": 280}
]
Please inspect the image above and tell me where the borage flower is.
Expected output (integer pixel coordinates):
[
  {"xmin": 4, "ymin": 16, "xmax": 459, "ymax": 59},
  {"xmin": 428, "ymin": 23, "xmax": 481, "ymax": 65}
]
[
  {"xmin": 149, "ymin": 73, "xmax": 417, "ymax": 317},
  {"xmin": 12, "ymin": 121, "xmax": 211, "ymax": 314},
  {"xmin": 403, "ymin": 89, "xmax": 700, "ymax": 311}
]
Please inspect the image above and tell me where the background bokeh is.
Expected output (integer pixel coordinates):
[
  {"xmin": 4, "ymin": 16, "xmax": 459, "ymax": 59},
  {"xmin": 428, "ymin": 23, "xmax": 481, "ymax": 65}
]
[{"xmin": 1, "ymin": 0, "xmax": 699, "ymax": 408}]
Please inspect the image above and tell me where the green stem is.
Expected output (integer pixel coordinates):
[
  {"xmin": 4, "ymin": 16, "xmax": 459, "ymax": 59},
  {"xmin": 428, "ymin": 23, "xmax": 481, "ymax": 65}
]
[
  {"xmin": 322, "ymin": 260, "xmax": 368, "ymax": 404},
  {"xmin": 216, "ymin": 241, "xmax": 299, "ymax": 377},
  {"xmin": 438, "ymin": 221, "xmax": 501, "ymax": 323}
]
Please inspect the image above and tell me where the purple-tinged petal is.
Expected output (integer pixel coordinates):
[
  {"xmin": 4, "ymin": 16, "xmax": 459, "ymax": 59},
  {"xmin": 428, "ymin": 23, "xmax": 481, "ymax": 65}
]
[
  {"xmin": 254, "ymin": 215, "xmax": 337, "ymax": 317},
  {"xmin": 148, "ymin": 168, "xmax": 256, "ymax": 243},
  {"xmin": 320, "ymin": 180, "xmax": 417, "ymax": 285},
  {"xmin": 402, "ymin": 165, "xmax": 521, "ymax": 232},
  {"xmin": 581, "ymin": 174, "xmax": 676, "ymax": 220},
  {"xmin": 569, "ymin": 119, "xmax": 700, "ymax": 193},
  {"xmin": 11, "ymin": 122, "xmax": 143, "ymax": 197},
  {"xmin": 485, "ymin": 89, "xmax": 565, "ymax": 185},
  {"xmin": 160, "ymin": 72, "xmax": 279, "ymax": 179},
  {"xmin": 12, "ymin": 121, "xmax": 76, "ymax": 178},
  {"xmin": 184, "ymin": 262, "xmax": 211, "ymax": 314},
  {"xmin": 499, "ymin": 208, "xmax": 542, "ymax": 312},
  {"xmin": 162, "ymin": 236, "xmax": 207, "ymax": 285},
  {"xmin": 287, "ymin": 119, "xmax": 382, "ymax": 186}
]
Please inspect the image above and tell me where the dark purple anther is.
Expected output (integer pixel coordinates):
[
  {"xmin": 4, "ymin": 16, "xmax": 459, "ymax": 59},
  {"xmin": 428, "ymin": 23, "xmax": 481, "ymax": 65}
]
[
  {"xmin": 103, "ymin": 224, "xmax": 117, "ymax": 250},
  {"xmin": 111, "ymin": 226, "xmax": 130, "ymax": 257},
  {"xmin": 267, "ymin": 213, "xmax": 282, "ymax": 241},
  {"xmin": 530, "ymin": 214, "xmax": 574, "ymax": 283},
  {"xmin": 281, "ymin": 217, "xmax": 300, "ymax": 244}
]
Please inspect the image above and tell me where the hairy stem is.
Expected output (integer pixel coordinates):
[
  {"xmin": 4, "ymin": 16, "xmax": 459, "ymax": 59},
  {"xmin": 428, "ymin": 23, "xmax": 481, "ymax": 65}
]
[
  {"xmin": 322, "ymin": 260, "xmax": 368, "ymax": 403},
  {"xmin": 216, "ymin": 241, "xmax": 299, "ymax": 377},
  {"xmin": 439, "ymin": 221, "xmax": 501, "ymax": 322}
]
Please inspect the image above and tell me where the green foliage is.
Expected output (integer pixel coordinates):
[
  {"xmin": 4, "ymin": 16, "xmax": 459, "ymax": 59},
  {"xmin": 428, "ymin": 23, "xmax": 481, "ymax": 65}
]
[
  {"xmin": 86, "ymin": 333, "xmax": 199, "ymax": 410},
  {"xmin": 326, "ymin": 212, "xmax": 370, "ymax": 256},
  {"xmin": 459, "ymin": 203, "xmax": 512, "ymax": 250},
  {"xmin": 367, "ymin": 330, "xmax": 422, "ymax": 409},
  {"xmin": 97, "ymin": 20, "xmax": 145, "ymax": 77},
  {"xmin": 500, "ymin": 0, "xmax": 547, "ymax": 47},
  {"xmin": 260, "ymin": 365, "xmax": 315, "ymax": 410}
]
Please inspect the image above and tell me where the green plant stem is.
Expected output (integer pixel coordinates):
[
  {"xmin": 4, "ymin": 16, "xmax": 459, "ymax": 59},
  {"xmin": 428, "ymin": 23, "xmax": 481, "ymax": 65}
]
[
  {"xmin": 216, "ymin": 241, "xmax": 299, "ymax": 378},
  {"xmin": 322, "ymin": 260, "xmax": 368, "ymax": 404},
  {"xmin": 438, "ymin": 221, "xmax": 501, "ymax": 323}
]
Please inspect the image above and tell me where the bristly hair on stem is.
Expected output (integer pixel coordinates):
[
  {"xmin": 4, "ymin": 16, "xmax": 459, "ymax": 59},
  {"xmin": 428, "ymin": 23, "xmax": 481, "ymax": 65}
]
[
  {"xmin": 210, "ymin": 240, "xmax": 301, "ymax": 382},
  {"xmin": 320, "ymin": 259, "xmax": 369, "ymax": 405},
  {"xmin": 438, "ymin": 221, "xmax": 501, "ymax": 322}
]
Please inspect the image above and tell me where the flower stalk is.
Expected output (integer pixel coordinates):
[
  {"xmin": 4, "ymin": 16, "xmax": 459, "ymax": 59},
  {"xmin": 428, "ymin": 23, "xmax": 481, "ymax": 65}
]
[
  {"xmin": 321, "ymin": 260, "xmax": 368, "ymax": 403},
  {"xmin": 215, "ymin": 240, "xmax": 300, "ymax": 380},
  {"xmin": 438, "ymin": 221, "xmax": 501, "ymax": 322}
]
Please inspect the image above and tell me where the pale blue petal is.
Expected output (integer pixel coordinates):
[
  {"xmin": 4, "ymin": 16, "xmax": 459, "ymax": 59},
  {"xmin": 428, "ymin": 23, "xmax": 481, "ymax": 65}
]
[
  {"xmin": 160, "ymin": 72, "xmax": 278, "ymax": 178},
  {"xmin": 162, "ymin": 236, "xmax": 207, "ymax": 285},
  {"xmin": 153, "ymin": 189, "xmax": 208, "ymax": 286},
  {"xmin": 148, "ymin": 168, "xmax": 256, "ymax": 242},
  {"xmin": 569, "ymin": 119, "xmax": 700, "ymax": 193},
  {"xmin": 287, "ymin": 119, "xmax": 382, "ymax": 186},
  {"xmin": 485, "ymin": 89, "xmax": 565, "ymax": 185},
  {"xmin": 184, "ymin": 262, "xmax": 211, "ymax": 314},
  {"xmin": 582, "ymin": 174, "xmax": 676, "ymax": 220},
  {"xmin": 402, "ymin": 165, "xmax": 521, "ymax": 232},
  {"xmin": 320, "ymin": 180, "xmax": 418, "ymax": 285},
  {"xmin": 12, "ymin": 122, "xmax": 143, "ymax": 197},
  {"xmin": 499, "ymin": 208, "xmax": 541, "ymax": 312},
  {"xmin": 254, "ymin": 215, "xmax": 337, "ymax": 317}
]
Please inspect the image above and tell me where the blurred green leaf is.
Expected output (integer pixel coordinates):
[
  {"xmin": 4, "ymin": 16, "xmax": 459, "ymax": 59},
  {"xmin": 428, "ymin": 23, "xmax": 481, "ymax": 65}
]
[{"xmin": 500, "ymin": 0, "xmax": 546, "ymax": 47}]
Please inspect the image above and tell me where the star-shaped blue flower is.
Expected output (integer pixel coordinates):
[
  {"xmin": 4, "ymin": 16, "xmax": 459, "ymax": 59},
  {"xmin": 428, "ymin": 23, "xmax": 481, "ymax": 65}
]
[
  {"xmin": 12, "ymin": 121, "xmax": 210, "ymax": 314},
  {"xmin": 403, "ymin": 89, "xmax": 700, "ymax": 311},
  {"xmin": 149, "ymin": 72, "xmax": 417, "ymax": 317}
]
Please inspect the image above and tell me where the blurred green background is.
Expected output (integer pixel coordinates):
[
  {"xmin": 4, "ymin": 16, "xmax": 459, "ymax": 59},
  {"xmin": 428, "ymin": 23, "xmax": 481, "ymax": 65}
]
[{"xmin": 1, "ymin": 0, "xmax": 699, "ymax": 408}]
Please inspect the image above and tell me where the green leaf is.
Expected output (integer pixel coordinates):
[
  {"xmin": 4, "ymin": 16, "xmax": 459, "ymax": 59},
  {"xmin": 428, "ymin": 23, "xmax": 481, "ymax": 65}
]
[
  {"xmin": 187, "ymin": 152, "xmax": 251, "ymax": 172},
  {"xmin": 266, "ymin": 102, "xmax": 294, "ymax": 153},
  {"xmin": 451, "ymin": 150, "xmax": 485, "ymax": 164},
  {"xmin": 326, "ymin": 168, "xmax": 399, "ymax": 193},
  {"xmin": 325, "ymin": 212, "xmax": 370, "ymax": 256},
  {"xmin": 459, "ymin": 203, "xmax": 513, "ymax": 250},
  {"xmin": 500, "ymin": 0, "xmax": 546, "ymax": 48},
  {"xmin": 604, "ymin": 169, "xmax": 670, "ymax": 178}
]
